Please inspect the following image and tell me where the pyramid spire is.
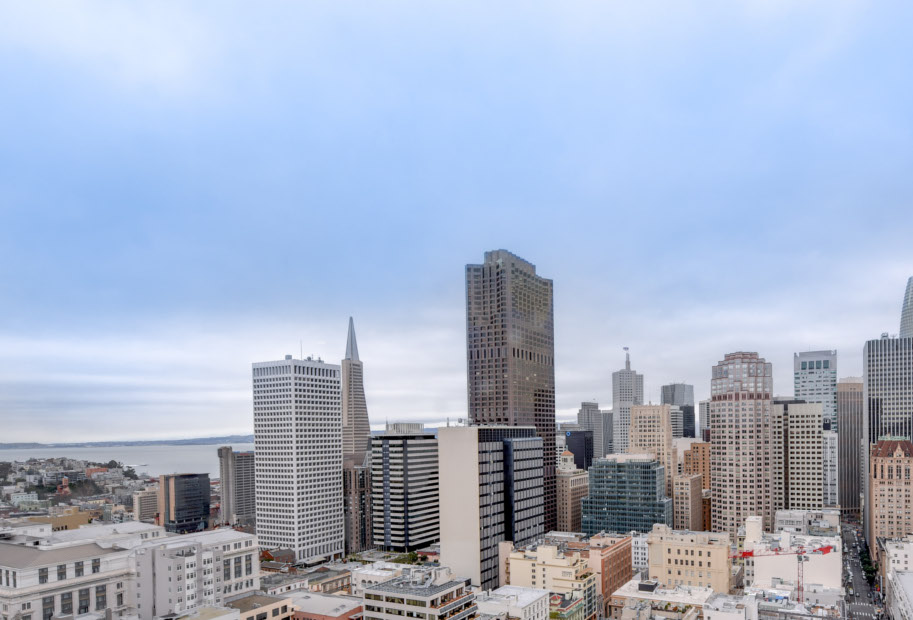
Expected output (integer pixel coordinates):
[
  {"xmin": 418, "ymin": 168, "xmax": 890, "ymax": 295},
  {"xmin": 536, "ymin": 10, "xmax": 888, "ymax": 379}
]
[
  {"xmin": 345, "ymin": 316, "xmax": 360, "ymax": 361},
  {"xmin": 901, "ymin": 277, "xmax": 913, "ymax": 339}
]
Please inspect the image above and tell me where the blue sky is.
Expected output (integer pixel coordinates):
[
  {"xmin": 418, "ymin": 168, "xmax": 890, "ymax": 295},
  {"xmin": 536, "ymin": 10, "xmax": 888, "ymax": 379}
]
[{"xmin": 1, "ymin": 1, "xmax": 912, "ymax": 441}]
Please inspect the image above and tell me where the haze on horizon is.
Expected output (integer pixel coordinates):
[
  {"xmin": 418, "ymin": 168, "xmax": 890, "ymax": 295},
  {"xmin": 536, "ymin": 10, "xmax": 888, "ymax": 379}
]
[{"xmin": 1, "ymin": 1, "xmax": 913, "ymax": 442}]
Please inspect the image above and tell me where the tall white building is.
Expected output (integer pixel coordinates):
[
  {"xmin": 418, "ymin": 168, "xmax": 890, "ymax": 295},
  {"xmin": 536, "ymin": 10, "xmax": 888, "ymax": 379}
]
[
  {"xmin": 698, "ymin": 400, "xmax": 710, "ymax": 438},
  {"xmin": 823, "ymin": 431, "xmax": 838, "ymax": 508},
  {"xmin": 253, "ymin": 355, "xmax": 344, "ymax": 563},
  {"xmin": 901, "ymin": 276, "xmax": 913, "ymax": 338},
  {"xmin": 711, "ymin": 352, "xmax": 773, "ymax": 535},
  {"xmin": 793, "ymin": 350, "xmax": 837, "ymax": 429},
  {"xmin": 770, "ymin": 400, "xmax": 823, "ymax": 513},
  {"xmin": 218, "ymin": 446, "xmax": 255, "ymax": 527},
  {"xmin": 342, "ymin": 317, "xmax": 372, "ymax": 456},
  {"xmin": 612, "ymin": 349, "xmax": 644, "ymax": 453}
]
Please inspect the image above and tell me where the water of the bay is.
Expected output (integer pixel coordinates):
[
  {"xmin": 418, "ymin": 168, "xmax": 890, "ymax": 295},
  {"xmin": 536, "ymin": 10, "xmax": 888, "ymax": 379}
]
[{"xmin": 0, "ymin": 444, "xmax": 256, "ymax": 479}]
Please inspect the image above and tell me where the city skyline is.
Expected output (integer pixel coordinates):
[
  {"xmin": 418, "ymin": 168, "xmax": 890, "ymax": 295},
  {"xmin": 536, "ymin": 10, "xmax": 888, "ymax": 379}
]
[{"xmin": 3, "ymin": 2, "xmax": 913, "ymax": 442}]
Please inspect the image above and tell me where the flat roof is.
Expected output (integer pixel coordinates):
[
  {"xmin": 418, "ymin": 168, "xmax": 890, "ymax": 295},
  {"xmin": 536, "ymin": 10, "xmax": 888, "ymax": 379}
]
[
  {"xmin": 479, "ymin": 586, "xmax": 549, "ymax": 607},
  {"xmin": 613, "ymin": 579, "xmax": 714, "ymax": 606},
  {"xmin": 0, "ymin": 542, "xmax": 119, "ymax": 569},
  {"xmin": 226, "ymin": 593, "xmax": 287, "ymax": 613},
  {"xmin": 289, "ymin": 592, "xmax": 362, "ymax": 616}
]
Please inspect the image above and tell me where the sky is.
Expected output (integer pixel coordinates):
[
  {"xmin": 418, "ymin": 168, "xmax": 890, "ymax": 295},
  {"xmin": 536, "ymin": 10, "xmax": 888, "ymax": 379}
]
[{"xmin": 1, "ymin": 1, "xmax": 913, "ymax": 442}]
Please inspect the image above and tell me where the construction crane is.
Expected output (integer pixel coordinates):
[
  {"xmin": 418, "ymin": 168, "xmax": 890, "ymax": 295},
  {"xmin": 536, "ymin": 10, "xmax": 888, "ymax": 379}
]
[{"xmin": 731, "ymin": 544, "xmax": 834, "ymax": 604}]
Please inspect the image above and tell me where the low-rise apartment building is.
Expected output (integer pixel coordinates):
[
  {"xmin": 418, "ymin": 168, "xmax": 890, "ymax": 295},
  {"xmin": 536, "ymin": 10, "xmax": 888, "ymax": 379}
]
[
  {"xmin": 475, "ymin": 585, "xmax": 549, "ymax": 620},
  {"xmin": 505, "ymin": 545, "xmax": 598, "ymax": 620},
  {"xmin": 363, "ymin": 567, "xmax": 476, "ymax": 620}
]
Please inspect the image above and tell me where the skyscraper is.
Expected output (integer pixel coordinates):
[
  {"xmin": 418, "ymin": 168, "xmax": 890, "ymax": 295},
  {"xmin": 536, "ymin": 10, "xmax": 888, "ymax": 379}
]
[
  {"xmin": 439, "ymin": 425, "xmax": 544, "ymax": 590},
  {"xmin": 628, "ymin": 404, "xmax": 677, "ymax": 497},
  {"xmin": 770, "ymin": 399, "xmax": 823, "ymax": 513},
  {"xmin": 217, "ymin": 446, "xmax": 255, "ymax": 527},
  {"xmin": 901, "ymin": 276, "xmax": 913, "ymax": 338},
  {"xmin": 253, "ymin": 355, "xmax": 344, "ymax": 562},
  {"xmin": 371, "ymin": 423, "xmax": 439, "ymax": 552},
  {"xmin": 863, "ymin": 334, "xmax": 913, "ymax": 545},
  {"xmin": 557, "ymin": 451, "xmax": 589, "ymax": 533},
  {"xmin": 561, "ymin": 428, "xmax": 594, "ymax": 471},
  {"xmin": 698, "ymin": 400, "xmax": 711, "ymax": 441},
  {"xmin": 466, "ymin": 250, "xmax": 556, "ymax": 531},
  {"xmin": 581, "ymin": 454, "xmax": 672, "ymax": 535},
  {"xmin": 343, "ymin": 451, "xmax": 373, "ymax": 555},
  {"xmin": 837, "ymin": 377, "xmax": 863, "ymax": 517},
  {"xmin": 793, "ymin": 350, "xmax": 838, "ymax": 429},
  {"xmin": 612, "ymin": 349, "xmax": 643, "ymax": 453},
  {"xmin": 710, "ymin": 352, "xmax": 773, "ymax": 535},
  {"xmin": 823, "ymin": 430, "xmax": 838, "ymax": 508},
  {"xmin": 157, "ymin": 473, "xmax": 211, "ymax": 534},
  {"xmin": 577, "ymin": 401, "xmax": 613, "ymax": 458},
  {"xmin": 342, "ymin": 317, "xmax": 371, "ymax": 456},
  {"xmin": 661, "ymin": 383, "xmax": 694, "ymax": 408}
]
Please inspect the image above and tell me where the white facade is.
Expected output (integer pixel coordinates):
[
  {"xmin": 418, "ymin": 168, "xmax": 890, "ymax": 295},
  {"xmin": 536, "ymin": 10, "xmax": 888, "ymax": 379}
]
[
  {"xmin": 742, "ymin": 522, "xmax": 842, "ymax": 591},
  {"xmin": 363, "ymin": 567, "xmax": 476, "ymax": 620},
  {"xmin": 253, "ymin": 355, "xmax": 344, "ymax": 563},
  {"xmin": 882, "ymin": 537, "xmax": 913, "ymax": 575},
  {"xmin": 475, "ymin": 586, "xmax": 549, "ymax": 620},
  {"xmin": 888, "ymin": 570, "xmax": 913, "ymax": 620},
  {"xmin": 698, "ymin": 401, "xmax": 710, "ymax": 438},
  {"xmin": 823, "ymin": 431, "xmax": 838, "ymax": 508},
  {"xmin": 350, "ymin": 561, "xmax": 404, "ymax": 596},
  {"xmin": 612, "ymin": 351, "xmax": 644, "ymax": 454},
  {"xmin": 133, "ymin": 529, "xmax": 259, "ymax": 620},
  {"xmin": 771, "ymin": 401, "xmax": 823, "ymax": 513},
  {"xmin": 793, "ymin": 351, "xmax": 838, "ymax": 429},
  {"xmin": 630, "ymin": 533, "xmax": 648, "ymax": 574}
]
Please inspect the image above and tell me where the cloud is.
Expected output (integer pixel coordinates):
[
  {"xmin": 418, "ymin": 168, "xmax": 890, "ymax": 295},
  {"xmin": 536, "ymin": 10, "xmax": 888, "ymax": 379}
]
[{"xmin": 0, "ymin": 2, "xmax": 216, "ymax": 96}]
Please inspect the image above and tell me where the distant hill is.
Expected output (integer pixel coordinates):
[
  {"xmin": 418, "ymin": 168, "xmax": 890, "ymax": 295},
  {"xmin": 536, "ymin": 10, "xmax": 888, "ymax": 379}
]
[{"xmin": 0, "ymin": 435, "xmax": 255, "ymax": 450}]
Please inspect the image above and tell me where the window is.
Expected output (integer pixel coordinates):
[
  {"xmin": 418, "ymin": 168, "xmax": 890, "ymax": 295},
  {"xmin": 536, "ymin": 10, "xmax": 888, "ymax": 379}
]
[
  {"xmin": 75, "ymin": 561, "xmax": 84, "ymax": 577},
  {"xmin": 61, "ymin": 592, "xmax": 73, "ymax": 615},
  {"xmin": 96, "ymin": 585, "xmax": 107, "ymax": 610},
  {"xmin": 39, "ymin": 568, "xmax": 48, "ymax": 584},
  {"xmin": 42, "ymin": 596, "xmax": 54, "ymax": 620},
  {"xmin": 92, "ymin": 559, "xmax": 101, "ymax": 574},
  {"xmin": 79, "ymin": 589, "xmax": 90, "ymax": 614},
  {"xmin": 57, "ymin": 564, "xmax": 67, "ymax": 581}
]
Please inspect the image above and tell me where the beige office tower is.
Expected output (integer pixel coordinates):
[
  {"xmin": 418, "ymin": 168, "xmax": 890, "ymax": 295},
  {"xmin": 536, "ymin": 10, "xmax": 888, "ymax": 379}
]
[
  {"xmin": 342, "ymin": 317, "xmax": 371, "ymax": 457},
  {"xmin": 629, "ymin": 404, "xmax": 677, "ymax": 497},
  {"xmin": 673, "ymin": 474, "xmax": 703, "ymax": 531},
  {"xmin": 770, "ymin": 400, "xmax": 823, "ymax": 512},
  {"xmin": 466, "ymin": 250, "xmax": 556, "ymax": 532},
  {"xmin": 613, "ymin": 350, "xmax": 644, "ymax": 453},
  {"xmin": 710, "ymin": 352, "xmax": 773, "ymax": 535},
  {"xmin": 837, "ymin": 378, "xmax": 863, "ymax": 517},
  {"xmin": 682, "ymin": 442, "xmax": 711, "ymax": 490},
  {"xmin": 869, "ymin": 440, "xmax": 913, "ymax": 546},
  {"xmin": 557, "ymin": 451, "xmax": 589, "ymax": 533}
]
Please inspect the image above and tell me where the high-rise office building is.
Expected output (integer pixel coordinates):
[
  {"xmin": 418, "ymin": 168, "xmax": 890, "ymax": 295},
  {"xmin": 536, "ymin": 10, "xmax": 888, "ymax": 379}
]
[
  {"xmin": 612, "ymin": 350, "xmax": 644, "ymax": 453},
  {"xmin": 823, "ymin": 430, "xmax": 838, "ymax": 508},
  {"xmin": 710, "ymin": 352, "xmax": 773, "ymax": 535},
  {"xmin": 868, "ymin": 440, "xmax": 913, "ymax": 547},
  {"xmin": 628, "ymin": 404, "xmax": 676, "ymax": 497},
  {"xmin": 133, "ymin": 488, "xmax": 159, "ymax": 522},
  {"xmin": 793, "ymin": 351, "xmax": 838, "ymax": 429},
  {"xmin": 672, "ymin": 474, "xmax": 703, "ymax": 532},
  {"xmin": 863, "ymin": 333, "xmax": 913, "ymax": 545},
  {"xmin": 466, "ymin": 250, "xmax": 556, "ymax": 531},
  {"xmin": 661, "ymin": 384, "xmax": 694, "ymax": 408},
  {"xmin": 253, "ymin": 355, "xmax": 344, "ymax": 562},
  {"xmin": 561, "ymin": 428, "xmax": 594, "ymax": 471},
  {"xmin": 669, "ymin": 406, "xmax": 684, "ymax": 439},
  {"xmin": 681, "ymin": 405, "xmax": 696, "ymax": 439},
  {"xmin": 217, "ymin": 446, "xmax": 255, "ymax": 527},
  {"xmin": 439, "ymin": 425, "xmax": 544, "ymax": 590},
  {"xmin": 577, "ymin": 401, "xmax": 613, "ymax": 458},
  {"xmin": 157, "ymin": 473, "xmax": 211, "ymax": 534},
  {"xmin": 837, "ymin": 377, "xmax": 863, "ymax": 517},
  {"xmin": 343, "ymin": 451, "xmax": 373, "ymax": 555},
  {"xmin": 682, "ymin": 442, "xmax": 711, "ymax": 490},
  {"xmin": 342, "ymin": 317, "xmax": 372, "ymax": 456},
  {"xmin": 770, "ymin": 399, "xmax": 823, "ymax": 513},
  {"xmin": 557, "ymin": 451, "xmax": 589, "ymax": 533},
  {"xmin": 581, "ymin": 454, "xmax": 672, "ymax": 535},
  {"xmin": 901, "ymin": 276, "xmax": 913, "ymax": 338},
  {"xmin": 371, "ymin": 423, "xmax": 439, "ymax": 552},
  {"xmin": 698, "ymin": 400, "xmax": 711, "ymax": 441}
]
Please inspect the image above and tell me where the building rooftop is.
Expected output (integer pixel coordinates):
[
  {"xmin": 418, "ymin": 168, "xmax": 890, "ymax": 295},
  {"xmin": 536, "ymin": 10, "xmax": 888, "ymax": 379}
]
[
  {"xmin": 365, "ymin": 568, "xmax": 467, "ymax": 598},
  {"xmin": 226, "ymin": 593, "xmax": 287, "ymax": 613},
  {"xmin": 477, "ymin": 586, "xmax": 549, "ymax": 608},
  {"xmin": 260, "ymin": 572, "xmax": 310, "ymax": 587},
  {"xmin": 0, "ymin": 541, "xmax": 118, "ymax": 569},
  {"xmin": 613, "ymin": 579, "xmax": 715, "ymax": 607},
  {"xmin": 288, "ymin": 592, "xmax": 362, "ymax": 616}
]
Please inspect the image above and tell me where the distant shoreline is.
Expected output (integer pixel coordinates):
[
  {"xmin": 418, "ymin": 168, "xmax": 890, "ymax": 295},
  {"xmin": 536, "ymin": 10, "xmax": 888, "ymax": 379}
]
[{"xmin": 0, "ymin": 435, "xmax": 255, "ymax": 450}]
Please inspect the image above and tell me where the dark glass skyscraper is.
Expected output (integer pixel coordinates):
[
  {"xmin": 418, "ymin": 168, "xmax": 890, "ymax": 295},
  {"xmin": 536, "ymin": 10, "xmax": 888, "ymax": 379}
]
[
  {"xmin": 158, "ymin": 473, "xmax": 211, "ymax": 534},
  {"xmin": 466, "ymin": 250, "xmax": 556, "ymax": 531},
  {"xmin": 562, "ymin": 429, "xmax": 594, "ymax": 471},
  {"xmin": 837, "ymin": 377, "xmax": 863, "ymax": 517}
]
